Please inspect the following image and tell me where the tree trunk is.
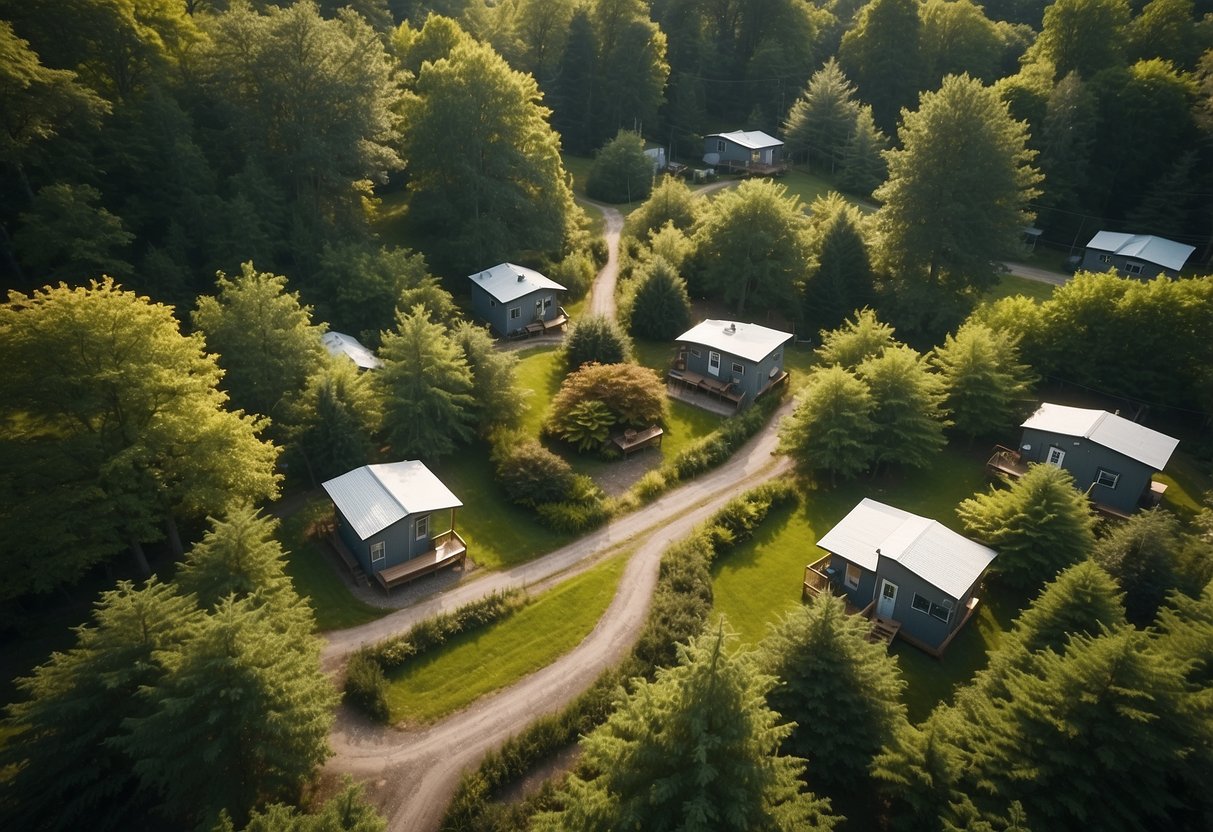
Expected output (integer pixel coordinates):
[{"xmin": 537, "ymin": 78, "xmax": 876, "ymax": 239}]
[
  {"xmin": 165, "ymin": 511, "xmax": 184, "ymax": 560},
  {"xmin": 129, "ymin": 538, "xmax": 151, "ymax": 577}
]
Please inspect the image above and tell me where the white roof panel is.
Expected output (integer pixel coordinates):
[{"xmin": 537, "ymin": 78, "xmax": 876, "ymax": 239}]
[
  {"xmin": 468, "ymin": 263, "xmax": 566, "ymax": 305},
  {"xmin": 707, "ymin": 130, "xmax": 784, "ymax": 150},
  {"xmin": 321, "ymin": 461, "xmax": 462, "ymax": 540},
  {"xmin": 322, "ymin": 331, "xmax": 382, "ymax": 370},
  {"xmin": 816, "ymin": 499, "xmax": 997, "ymax": 599},
  {"xmin": 1085, "ymin": 231, "xmax": 1194, "ymax": 272},
  {"xmin": 1021, "ymin": 403, "xmax": 1178, "ymax": 470},
  {"xmin": 675, "ymin": 319, "xmax": 792, "ymax": 363}
]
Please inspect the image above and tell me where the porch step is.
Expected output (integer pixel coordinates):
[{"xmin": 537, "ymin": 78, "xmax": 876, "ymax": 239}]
[{"xmin": 868, "ymin": 617, "xmax": 902, "ymax": 649}]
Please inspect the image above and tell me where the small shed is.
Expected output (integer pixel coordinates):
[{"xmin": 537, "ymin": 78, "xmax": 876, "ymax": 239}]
[
  {"xmin": 807, "ymin": 499, "xmax": 997, "ymax": 656},
  {"xmin": 1080, "ymin": 231, "xmax": 1194, "ymax": 279},
  {"xmin": 322, "ymin": 461, "xmax": 467, "ymax": 592},
  {"xmin": 468, "ymin": 263, "xmax": 568, "ymax": 338},
  {"xmin": 702, "ymin": 131, "xmax": 785, "ymax": 173},
  {"xmin": 1017, "ymin": 403, "xmax": 1179, "ymax": 515},
  {"xmin": 321, "ymin": 331, "xmax": 382, "ymax": 370},
  {"xmin": 669, "ymin": 320, "xmax": 792, "ymax": 411}
]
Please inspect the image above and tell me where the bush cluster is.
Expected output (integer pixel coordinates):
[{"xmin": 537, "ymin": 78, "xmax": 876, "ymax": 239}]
[
  {"xmin": 344, "ymin": 589, "xmax": 524, "ymax": 720},
  {"xmin": 440, "ymin": 483, "xmax": 796, "ymax": 828},
  {"xmin": 669, "ymin": 390, "xmax": 783, "ymax": 481},
  {"xmin": 492, "ymin": 439, "xmax": 577, "ymax": 507}
]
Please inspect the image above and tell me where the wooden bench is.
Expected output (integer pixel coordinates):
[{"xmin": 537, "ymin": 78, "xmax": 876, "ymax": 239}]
[
  {"xmin": 613, "ymin": 425, "xmax": 664, "ymax": 456},
  {"xmin": 374, "ymin": 531, "xmax": 467, "ymax": 593}
]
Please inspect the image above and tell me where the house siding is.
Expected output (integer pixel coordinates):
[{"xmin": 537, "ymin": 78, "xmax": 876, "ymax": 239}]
[
  {"xmin": 828, "ymin": 554, "xmax": 878, "ymax": 609},
  {"xmin": 1018, "ymin": 427, "xmax": 1154, "ymax": 513},
  {"xmin": 676, "ymin": 341, "xmax": 785, "ymax": 407},
  {"xmin": 876, "ymin": 559, "xmax": 961, "ymax": 650},
  {"xmin": 334, "ymin": 508, "xmax": 434, "ymax": 576},
  {"xmin": 704, "ymin": 137, "xmax": 783, "ymax": 166},
  {"xmin": 469, "ymin": 283, "xmax": 563, "ymax": 337},
  {"xmin": 1080, "ymin": 248, "xmax": 1170, "ymax": 280}
]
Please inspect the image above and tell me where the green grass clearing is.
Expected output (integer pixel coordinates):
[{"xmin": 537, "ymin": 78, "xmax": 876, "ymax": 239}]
[
  {"xmin": 982, "ymin": 273, "xmax": 1056, "ymax": 304},
  {"xmin": 384, "ymin": 551, "xmax": 629, "ymax": 724},
  {"xmin": 278, "ymin": 498, "xmax": 387, "ymax": 632}
]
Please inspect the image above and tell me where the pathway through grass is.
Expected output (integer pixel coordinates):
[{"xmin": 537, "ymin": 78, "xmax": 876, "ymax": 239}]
[{"xmin": 384, "ymin": 551, "xmax": 630, "ymax": 724}]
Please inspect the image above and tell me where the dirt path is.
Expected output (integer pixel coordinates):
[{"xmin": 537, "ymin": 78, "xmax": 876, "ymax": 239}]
[
  {"xmin": 320, "ymin": 401, "xmax": 794, "ymax": 831},
  {"xmin": 1003, "ymin": 261, "xmax": 1069, "ymax": 286},
  {"xmin": 584, "ymin": 200, "xmax": 623, "ymax": 321}
]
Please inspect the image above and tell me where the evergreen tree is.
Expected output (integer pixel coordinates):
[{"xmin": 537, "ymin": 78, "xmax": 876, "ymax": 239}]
[
  {"xmin": 287, "ymin": 356, "xmax": 381, "ymax": 483},
  {"xmin": 0, "ymin": 580, "xmax": 198, "ymax": 831},
  {"xmin": 534, "ymin": 627, "xmax": 838, "ymax": 831},
  {"xmin": 624, "ymin": 255, "xmax": 692, "ymax": 341},
  {"xmin": 857, "ymin": 344, "xmax": 950, "ymax": 472},
  {"xmin": 1092, "ymin": 508, "xmax": 1186, "ymax": 624},
  {"xmin": 814, "ymin": 307, "xmax": 896, "ymax": 369},
  {"xmin": 779, "ymin": 365, "xmax": 876, "ymax": 485},
  {"xmin": 761, "ymin": 595, "xmax": 907, "ymax": 791},
  {"xmin": 781, "ymin": 58, "xmax": 861, "ymax": 171},
  {"xmin": 12, "ymin": 182, "xmax": 134, "ymax": 280},
  {"xmin": 931, "ymin": 321, "xmax": 1034, "ymax": 439},
  {"xmin": 550, "ymin": 8, "xmax": 597, "ymax": 154},
  {"xmin": 586, "ymin": 130, "xmax": 654, "ymax": 204},
  {"xmin": 838, "ymin": 0, "xmax": 923, "ymax": 133},
  {"xmin": 449, "ymin": 319, "xmax": 526, "ymax": 434},
  {"xmin": 120, "ymin": 596, "xmax": 338, "ymax": 829},
  {"xmin": 191, "ymin": 262, "xmax": 326, "ymax": 425},
  {"xmin": 377, "ymin": 305, "xmax": 476, "ymax": 460},
  {"xmin": 800, "ymin": 193, "xmax": 874, "ymax": 335},
  {"xmin": 838, "ymin": 104, "xmax": 888, "ymax": 196},
  {"xmin": 224, "ymin": 776, "xmax": 385, "ymax": 831},
  {"xmin": 1036, "ymin": 72, "xmax": 1097, "ymax": 225},
  {"xmin": 564, "ymin": 314, "xmax": 634, "ymax": 371},
  {"xmin": 872, "ymin": 716, "xmax": 967, "ymax": 832},
  {"xmin": 957, "ymin": 463, "xmax": 1097, "ymax": 590}
]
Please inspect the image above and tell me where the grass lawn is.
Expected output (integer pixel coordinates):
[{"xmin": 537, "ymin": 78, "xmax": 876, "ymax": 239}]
[
  {"xmin": 710, "ymin": 445, "xmax": 1014, "ymax": 719},
  {"xmin": 384, "ymin": 551, "xmax": 629, "ymax": 724},
  {"xmin": 514, "ymin": 345, "xmax": 567, "ymax": 438},
  {"xmin": 982, "ymin": 273, "xmax": 1056, "ymax": 304},
  {"xmin": 278, "ymin": 497, "xmax": 387, "ymax": 632},
  {"xmin": 1154, "ymin": 450, "xmax": 1213, "ymax": 518}
]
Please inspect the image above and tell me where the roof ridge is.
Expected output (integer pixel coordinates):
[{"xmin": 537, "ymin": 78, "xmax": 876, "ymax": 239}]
[
  {"xmin": 1087, "ymin": 409, "xmax": 1111, "ymax": 438},
  {"xmin": 366, "ymin": 463, "xmax": 410, "ymax": 517}
]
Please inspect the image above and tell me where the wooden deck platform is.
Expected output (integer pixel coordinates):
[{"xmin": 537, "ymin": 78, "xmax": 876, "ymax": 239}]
[
  {"xmin": 868, "ymin": 616, "xmax": 901, "ymax": 647},
  {"xmin": 374, "ymin": 530, "xmax": 467, "ymax": 593},
  {"xmin": 667, "ymin": 369, "xmax": 746, "ymax": 410},
  {"xmin": 718, "ymin": 159, "xmax": 788, "ymax": 177},
  {"xmin": 523, "ymin": 308, "xmax": 570, "ymax": 336},
  {"xmin": 613, "ymin": 425, "xmax": 664, "ymax": 456},
  {"xmin": 986, "ymin": 445, "xmax": 1029, "ymax": 479}
]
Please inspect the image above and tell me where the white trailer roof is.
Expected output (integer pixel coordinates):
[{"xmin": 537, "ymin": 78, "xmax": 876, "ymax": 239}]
[
  {"xmin": 675, "ymin": 319, "xmax": 792, "ymax": 363},
  {"xmin": 322, "ymin": 461, "xmax": 462, "ymax": 540},
  {"xmin": 468, "ymin": 263, "xmax": 566, "ymax": 305},
  {"xmin": 1085, "ymin": 231, "xmax": 1194, "ymax": 272},
  {"xmin": 1021, "ymin": 403, "xmax": 1178, "ymax": 471},
  {"xmin": 322, "ymin": 331, "xmax": 382, "ymax": 370}
]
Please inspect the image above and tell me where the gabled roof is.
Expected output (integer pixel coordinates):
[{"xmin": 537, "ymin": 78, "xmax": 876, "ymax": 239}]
[
  {"xmin": 1085, "ymin": 231, "xmax": 1195, "ymax": 272},
  {"xmin": 468, "ymin": 263, "xmax": 566, "ymax": 305},
  {"xmin": 706, "ymin": 130, "xmax": 783, "ymax": 150},
  {"xmin": 322, "ymin": 461, "xmax": 462, "ymax": 541},
  {"xmin": 1020, "ymin": 403, "xmax": 1179, "ymax": 471},
  {"xmin": 816, "ymin": 499, "xmax": 997, "ymax": 600},
  {"xmin": 321, "ymin": 331, "xmax": 382, "ymax": 370},
  {"xmin": 674, "ymin": 320, "xmax": 793, "ymax": 363}
]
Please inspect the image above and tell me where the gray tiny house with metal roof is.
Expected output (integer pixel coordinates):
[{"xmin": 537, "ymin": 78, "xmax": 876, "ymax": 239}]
[
  {"xmin": 805, "ymin": 499, "xmax": 997, "ymax": 656},
  {"xmin": 468, "ymin": 263, "xmax": 567, "ymax": 338},
  {"xmin": 321, "ymin": 461, "xmax": 467, "ymax": 592},
  {"xmin": 669, "ymin": 320, "xmax": 792, "ymax": 411},
  {"xmin": 703, "ymin": 130, "xmax": 785, "ymax": 168},
  {"xmin": 1080, "ymin": 231, "xmax": 1195, "ymax": 279},
  {"xmin": 1013, "ymin": 403, "xmax": 1178, "ymax": 516}
]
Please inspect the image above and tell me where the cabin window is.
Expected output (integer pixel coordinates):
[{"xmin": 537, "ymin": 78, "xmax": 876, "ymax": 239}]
[
  {"xmin": 844, "ymin": 563, "xmax": 861, "ymax": 589},
  {"xmin": 536, "ymin": 299, "xmax": 543, "ymax": 315},
  {"xmin": 1099, "ymin": 254, "xmax": 1112, "ymax": 264},
  {"xmin": 912, "ymin": 593, "xmax": 953, "ymax": 623},
  {"xmin": 370, "ymin": 541, "xmax": 385, "ymax": 563},
  {"xmin": 1095, "ymin": 468, "xmax": 1120, "ymax": 489},
  {"xmin": 716, "ymin": 139, "xmax": 725, "ymax": 152},
  {"xmin": 489, "ymin": 299, "xmax": 496, "ymax": 307},
  {"xmin": 415, "ymin": 515, "xmax": 429, "ymax": 541},
  {"xmin": 911, "ymin": 593, "xmax": 931, "ymax": 614},
  {"xmin": 509, "ymin": 306, "xmax": 521, "ymax": 320},
  {"xmin": 1046, "ymin": 446, "xmax": 1066, "ymax": 466},
  {"xmin": 690, "ymin": 348, "xmax": 701, "ymax": 358},
  {"xmin": 731, "ymin": 362, "xmax": 744, "ymax": 375},
  {"xmin": 544, "ymin": 296, "xmax": 553, "ymax": 309},
  {"xmin": 1125, "ymin": 262, "xmax": 1143, "ymax": 275}
]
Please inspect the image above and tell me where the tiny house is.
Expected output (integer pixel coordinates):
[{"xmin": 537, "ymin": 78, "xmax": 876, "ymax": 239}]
[
  {"xmin": 702, "ymin": 131, "xmax": 785, "ymax": 172},
  {"xmin": 468, "ymin": 263, "xmax": 567, "ymax": 338},
  {"xmin": 1080, "ymin": 231, "xmax": 1194, "ymax": 279},
  {"xmin": 669, "ymin": 320, "xmax": 792, "ymax": 411}
]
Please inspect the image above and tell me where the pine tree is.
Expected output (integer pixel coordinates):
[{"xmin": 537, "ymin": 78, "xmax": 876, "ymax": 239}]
[
  {"xmin": 857, "ymin": 344, "xmax": 950, "ymax": 472},
  {"xmin": 0, "ymin": 580, "xmax": 199, "ymax": 831},
  {"xmin": 957, "ymin": 463, "xmax": 1097, "ymax": 589},
  {"xmin": 779, "ymin": 365, "xmax": 876, "ymax": 485},
  {"xmin": 535, "ymin": 627, "xmax": 837, "ymax": 831},
  {"xmin": 761, "ymin": 595, "xmax": 907, "ymax": 792},
  {"xmin": 449, "ymin": 320, "xmax": 526, "ymax": 434},
  {"xmin": 288, "ymin": 355, "xmax": 381, "ymax": 483},
  {"xmin": 377, "ymin": 305, "xmax": 476, "ymax": 460},
  {"xmin": 627, "ymin": 176, "xmax": 698, "ymax": 239},
  {"xmin": 120, "ymin": 596, "xmax": 338, "ymax": 828},
  {"xmin": 563, "ymin": 314, "xmax": 634, "ymax": 371},
  {"xmin": 1092, "ymin": 508, "xmax": 1186, "ymax": 624},
  {"xmin": 624, "ymin": 255, "xmax": 692, "ymax": 341},
  {"xmin": 781, "ymin": 58, "xmax": 861, "ymax": 171},
  {"xmin": 814, "ymin": 307, "xmax": 896, "ymax": 369},
  {"xmin": 801, "ymin": 193, "xmax": 874, "ymax": 335},
  {"xmin": 931, "ymin": 321, "xmax": 1034, "ymax": 439},
  {"xmin": 872, "ymin": 715, "xmax": 966, "ymax": 832},
  {"xmin": 839, "ymin": 105, "xmax": 888, "ymax": 196}
]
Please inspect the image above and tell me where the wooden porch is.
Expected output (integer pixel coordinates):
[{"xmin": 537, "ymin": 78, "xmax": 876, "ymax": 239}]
[
  {"xmin": 718, "ymin": 158, "xmax": 788, "ymax": 177},
  {"xmin": 986, "ymin": 445, "xmax": 1029, "ymax": 479},
  {"xmin": 523, "ymin": 307, "xmax": 570, "ymax": 337},
  {"xmin": 802, "ymin": 556, "xmax": 901, "ymax": 650},
  {"xmin": 374, "ymin": 530, "xmax": 467, "ymax": 593},
  {"xmin": 667, "ymin": 368, "xmax": 746, "ymax": 413}
]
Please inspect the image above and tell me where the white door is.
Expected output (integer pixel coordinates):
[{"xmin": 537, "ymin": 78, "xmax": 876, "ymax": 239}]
[
  {"xmin": 877, "ymin": 579, "xmax": 898, "ymax": 619},
  {"xmin": 708, "ymin": 351, "xmax": 721, "ymax": 377},
  {"xmin": 1047, "ymin": 446, "xmax": 1066, "ymax": 466}
]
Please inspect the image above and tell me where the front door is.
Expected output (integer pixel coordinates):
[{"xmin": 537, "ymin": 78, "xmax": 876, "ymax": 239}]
[
  {"xmin": 877, "ymin": 579, "xmax": 898, "ymax": 619},
  {"xmin": 1047, "ymin": 446, "xmax": 1066, "ymax": 466},
  {"xmin": 708, "ymin": 351, "xmax": 721, "ymax": 377}
]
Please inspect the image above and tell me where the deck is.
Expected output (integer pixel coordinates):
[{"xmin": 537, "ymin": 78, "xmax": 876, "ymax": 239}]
[
  {"xmin": 718, "ymin": 159, "xmax": 788, "ymax": 177},
  {"xmin": 802, "ymin": 558, "xmax": 902, "ymax": 650},
  {"xmin": 374, "ymin": 530, "xmax": 467, "ymax": 593},
  {"xmin": 986, "ymin": 445, "xmax": 1029, "ymax": 479},
  {"xmin": 667, "ymin": 368, "xmax": 746, "ymax": 413},
  {"xmin": 523, "ymin": 307, "xmax": 570, "ymax": 337},
  {"xmin": 612, "ymin": 425, "xmax": 664, "ymax": 456}
]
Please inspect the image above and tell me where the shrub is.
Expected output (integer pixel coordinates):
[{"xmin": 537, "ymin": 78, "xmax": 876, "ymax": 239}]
[
  {"xmin": 493, "ymin": 439, "xmax": 577, "ymax": 506},
  {"xmin": 563, "ymin": 315, "xmax": 633, "ymax": 371},
  {"xmin": 546, "ymin": 362, "xmax": 667, "ymax": 435},
  {"xmin": 634, "ymin": 469, "xmax": 668, "ymax": 503},
  {"xmin": 547, "ymin": 251, "xmax": 596, "ymax": 300},
  {"xmin": 344, "ymin": 651, "xmax": 389, "ymax": 722},
  {"xmin": 552, "ymin": 399, "xmax": 615, "ymax": 451},
  {"xmin": 586, "ymin": 131, "xmax": 654, "ymax": 204},
  {"xmin": 670, "ymin": 391, "xmax": 781, "ymax": 480},
  {"xmin": 536, "ymin": 495, "xmax": 611, "ymax": 534}
]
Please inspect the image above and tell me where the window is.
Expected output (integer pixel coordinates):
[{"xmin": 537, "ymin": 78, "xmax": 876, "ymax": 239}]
[
  {"xmin": 1095, "ymin": 468, "xmax": 1120, "ymax": 489},
  {"xmin": 370, "ymin": 541, "xmax": 385, "ymax": 563},
  {"xmin": 415, "ymin": 514, "xmax": 429, "ymax": 541},
  {"xmin": 1046, "ymin": 446, "xmax": 1066, "ymax": 466},
  {"xmin": 912, "ymin": 593, "xmax": 952, "ymax": 623},
  {"xmin": 535, "ymin": 299, "xmax": 543, "ymax": 314},
  {"xmin": 543, "ymin": 296, "xmax": 553, "ymax": 309},
  {"xmin": 716, "ymin": 139, "xmax": 725, "ymax": 152},
  {"xmin": 844, "ymin": 563, "xmax": 861, "ymax": 589},
  {"xmin": 489, "ymin": 299, "xmax": 496, "ymax": 307},
  {"xmin": 690, "ymin": 348, "xmax": 701, "ymax": 358},
  {"xmin": 1125, "ymin": 262, "xmax": 1143, "ymax": 275},
  {"xmin": 731, "ymin": 362, "xmax": 744, "ymax": 375},
  {"xmin": 1099, "ymin": 253, "xmax": 1112, "ymax": 264},
  {"xmin": 509, "ymin": 306, "xmax": 521, "ymax": 320}
]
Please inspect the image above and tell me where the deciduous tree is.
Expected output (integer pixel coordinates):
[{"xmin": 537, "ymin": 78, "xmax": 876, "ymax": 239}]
[
  {"xmin": 564, "ymin": 314, "xmax": 634, "ymax": 371},
  {"xmin": 12, "ymin": 183, "xmax": 133, "ymax": 280},
  {"xmin": 1031, "ymin": 0, "xmax": 1130, "ymax": 79},
  {"xmin": 546, "ymin": 362, "xmax": 667, "ymax": 434},
  {"xmin": 814, "ymin": 307, "xmax": 896, "ymax": 369},
  {"xmin": 627, "ymin": 177, "xmax": 698, "ymax": 239},
  {"xmin": 586, "ymin": 130, "xmax": 654, "ymax": 204},
  {"xmin": 838, "ymin": 0, "xmax": 923, "ymax": 133}
]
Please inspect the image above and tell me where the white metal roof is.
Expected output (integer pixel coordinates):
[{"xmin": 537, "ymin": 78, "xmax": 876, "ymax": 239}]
[
  {"xmin": 321, "ymin": 461, "xmax": 462, "ymax": 541},
  {"xmin": 675, "ymin": 319, "xmax": 793, "ymax": 363},
  {"xmin": 1021, "ymin": 403, "xmax": 1178, "ymax": 471},
  {"xmin": 816, "ymin": 499, "xmax": 997, "ymax": 600},
  {"xmin": 706, "ymin": 130, "xmax": 784, "ymax": 150},
  {"xmin": 468, "ymin": 263, "xmax": 566, "ymax": 305},
  {"xmin": 321, "ymin": 331, "xmax": 382, "ymax": 370},
  {"xmin": 1085, "ymin": 231, "xmax": 1194, "ymax": 272}
]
